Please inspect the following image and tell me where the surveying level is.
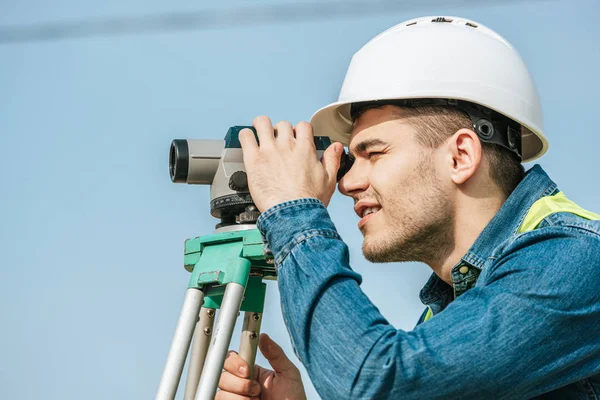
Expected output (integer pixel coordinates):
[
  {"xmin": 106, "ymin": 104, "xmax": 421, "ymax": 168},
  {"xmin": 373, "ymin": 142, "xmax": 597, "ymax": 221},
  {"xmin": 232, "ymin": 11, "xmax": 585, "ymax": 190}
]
[{"xmin": 156, "ymin": 126, "xmax": 333, "ymax": 400}]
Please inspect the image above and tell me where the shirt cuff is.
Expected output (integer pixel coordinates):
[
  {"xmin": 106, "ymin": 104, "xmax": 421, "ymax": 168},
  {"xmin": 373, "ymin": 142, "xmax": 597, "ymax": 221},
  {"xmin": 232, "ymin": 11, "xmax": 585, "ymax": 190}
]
[{"xmin": 256, "ymin": 198, "xmax": 341, "ymax": 266}]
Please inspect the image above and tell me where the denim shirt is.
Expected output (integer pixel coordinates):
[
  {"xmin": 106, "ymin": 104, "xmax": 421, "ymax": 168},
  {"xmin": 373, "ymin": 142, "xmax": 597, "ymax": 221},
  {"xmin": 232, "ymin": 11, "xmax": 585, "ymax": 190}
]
[{"xmin": 256, "ymin": 165, "xmax": 600, "ymax": 399}]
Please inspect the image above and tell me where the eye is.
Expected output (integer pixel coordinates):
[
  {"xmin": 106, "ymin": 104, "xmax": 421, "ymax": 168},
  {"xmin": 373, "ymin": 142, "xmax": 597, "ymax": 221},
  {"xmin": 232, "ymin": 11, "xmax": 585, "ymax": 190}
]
[{"xmin": 367, "ymin": 151, "xmax": 384, "ymax": 159}]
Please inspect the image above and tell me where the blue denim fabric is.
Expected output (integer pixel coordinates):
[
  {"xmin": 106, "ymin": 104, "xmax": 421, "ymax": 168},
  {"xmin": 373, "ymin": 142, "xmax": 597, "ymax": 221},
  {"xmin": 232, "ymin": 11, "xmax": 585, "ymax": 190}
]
[{"xmin": 256, "ymin": 165, "xmax": 600, "ymax": 399}]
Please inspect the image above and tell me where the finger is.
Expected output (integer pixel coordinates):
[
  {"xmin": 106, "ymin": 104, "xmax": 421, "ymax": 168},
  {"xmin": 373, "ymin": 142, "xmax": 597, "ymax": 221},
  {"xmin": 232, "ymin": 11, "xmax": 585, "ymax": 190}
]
[
  {"xmin": 322, "ymin": 142, "xmax": 344, "ymax": 183},
  {"xmin": 239, "ymin": 128, "xmax": 259, "ymax": 154},
  {"xmin": 215, "ymin": 389, "xmax": 259, "ymax": 400},
  {"xmin": 273, "ymin": 120, "xmax": 294, "ymax": 145},
  {"xmin": 294, "ymin": 121, "xmax": 315, "ymax": 146},
  {"xmin": 223, "ymin": 351, "xmax": 252, "ymax": 378},
  {"xmin": 259, "ymin": 333, "xmax": 299, "ymax": 375},
  {"xmin": 252, "ymin": 116, "xmax": 275, "ymax": 148},
  {"xmin": 218, "ymin": 370, "xmax": 261, "ymax": 397},
  {"xmin": 253, "ymin": 363, "xmax": 271, "ymax": 384}
]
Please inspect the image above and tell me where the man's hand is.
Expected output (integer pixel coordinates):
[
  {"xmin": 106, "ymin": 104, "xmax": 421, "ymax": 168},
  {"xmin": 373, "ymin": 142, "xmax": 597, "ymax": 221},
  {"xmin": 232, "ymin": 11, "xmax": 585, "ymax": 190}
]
[
  {"xmin": 216, "ymin": 333, "xmax": 307, "ymax": 400},
  {"xmin": 239, "ymin": 116, "xmax": 344, "ymax": 213}
]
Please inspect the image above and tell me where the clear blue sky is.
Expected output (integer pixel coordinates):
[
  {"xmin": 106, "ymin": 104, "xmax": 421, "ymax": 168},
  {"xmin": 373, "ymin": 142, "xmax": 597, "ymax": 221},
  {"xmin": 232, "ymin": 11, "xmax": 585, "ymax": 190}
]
[{"xmin": 1, "ymin": 1, "xmax": 599, "ymax": 399}]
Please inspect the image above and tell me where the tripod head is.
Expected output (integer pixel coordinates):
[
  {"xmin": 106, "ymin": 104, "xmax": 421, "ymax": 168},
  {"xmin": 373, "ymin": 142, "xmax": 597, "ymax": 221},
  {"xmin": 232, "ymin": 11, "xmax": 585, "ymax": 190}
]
[{"xmin": 169, "ymin": 126, "xmax": 334, "ymax": 229}]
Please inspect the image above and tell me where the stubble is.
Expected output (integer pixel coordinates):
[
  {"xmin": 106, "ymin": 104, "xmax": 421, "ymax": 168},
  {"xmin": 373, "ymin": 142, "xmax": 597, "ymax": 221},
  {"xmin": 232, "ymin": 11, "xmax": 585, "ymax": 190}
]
[{"xmin": 362, "ymin": 154, "xmax": 454, "ymax": 266}]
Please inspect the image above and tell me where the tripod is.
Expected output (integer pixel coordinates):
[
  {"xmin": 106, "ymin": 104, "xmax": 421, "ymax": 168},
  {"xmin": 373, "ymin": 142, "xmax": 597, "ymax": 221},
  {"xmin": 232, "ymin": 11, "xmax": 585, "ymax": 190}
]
[{"xmin": 156, "ymin": 225, "xmax": 275, "ymax": 400}]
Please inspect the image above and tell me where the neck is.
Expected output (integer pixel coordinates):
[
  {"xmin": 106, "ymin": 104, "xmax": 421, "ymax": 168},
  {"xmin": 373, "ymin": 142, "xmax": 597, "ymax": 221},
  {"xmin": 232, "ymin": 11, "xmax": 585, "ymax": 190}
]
[{"xmin": 429, "ymin": 185, "xmax": 506, "ymax": 285}]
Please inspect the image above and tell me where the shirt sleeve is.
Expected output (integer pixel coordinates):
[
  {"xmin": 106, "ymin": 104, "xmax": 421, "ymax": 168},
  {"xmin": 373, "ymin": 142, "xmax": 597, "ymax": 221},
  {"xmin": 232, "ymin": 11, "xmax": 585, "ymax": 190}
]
[{"xmin": 257, "ymin": 199, "xmax": 600, "ymax": 400}]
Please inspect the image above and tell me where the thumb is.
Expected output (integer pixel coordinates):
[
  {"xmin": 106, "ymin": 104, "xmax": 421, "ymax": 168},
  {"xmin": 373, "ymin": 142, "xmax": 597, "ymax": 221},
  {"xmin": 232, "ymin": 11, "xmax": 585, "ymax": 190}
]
[
  {"xmin": 258, "ymin": 333, "xmax": 298, "ymax": 375},
  {"xmin": 321, "ymin": 142, "xmax": 343, "ymax": 182}
]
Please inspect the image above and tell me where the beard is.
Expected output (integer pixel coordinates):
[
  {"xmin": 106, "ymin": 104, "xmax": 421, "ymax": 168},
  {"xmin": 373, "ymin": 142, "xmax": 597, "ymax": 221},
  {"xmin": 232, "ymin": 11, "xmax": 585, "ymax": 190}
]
[{"xmin": 362, "ymin": 154, "xmax": 454, "ymax": 266}]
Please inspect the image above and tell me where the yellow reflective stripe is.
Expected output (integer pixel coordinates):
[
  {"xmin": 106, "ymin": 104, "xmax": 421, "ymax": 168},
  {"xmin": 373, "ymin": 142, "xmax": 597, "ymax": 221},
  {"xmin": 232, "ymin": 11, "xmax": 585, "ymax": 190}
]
[
  {"xmin": 423, "ymin": 307, "xmax": 433, "ymax": 322},
  {"xmin": 519, "ymin": 191, "xmax": 600, "ymax": 234}
]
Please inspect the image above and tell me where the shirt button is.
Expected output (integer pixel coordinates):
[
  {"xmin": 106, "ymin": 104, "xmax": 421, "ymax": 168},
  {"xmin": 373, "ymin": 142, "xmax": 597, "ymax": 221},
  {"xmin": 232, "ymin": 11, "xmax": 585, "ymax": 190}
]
[{"xmin": 459, "ymin": 266, "xmax": 469, "ymax": 274}]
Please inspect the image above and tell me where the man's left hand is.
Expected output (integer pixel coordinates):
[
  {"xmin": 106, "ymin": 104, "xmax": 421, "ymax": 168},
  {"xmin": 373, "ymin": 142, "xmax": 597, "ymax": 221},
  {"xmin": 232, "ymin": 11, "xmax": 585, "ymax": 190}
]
[{"xmin": 239, "ymin": 116, "xmax": 343, "ymax": 213}]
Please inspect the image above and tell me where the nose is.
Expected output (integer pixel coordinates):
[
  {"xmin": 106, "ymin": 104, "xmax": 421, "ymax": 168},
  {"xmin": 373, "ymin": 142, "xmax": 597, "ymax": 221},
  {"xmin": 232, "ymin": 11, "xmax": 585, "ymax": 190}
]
[{"xmin": 338, "ymin": 160, "xmax": 369, "ymax": 197}]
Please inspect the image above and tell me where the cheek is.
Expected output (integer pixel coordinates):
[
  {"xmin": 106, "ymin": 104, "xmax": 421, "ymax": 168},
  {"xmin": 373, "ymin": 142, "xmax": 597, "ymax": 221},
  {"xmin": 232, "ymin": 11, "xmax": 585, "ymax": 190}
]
[{"xmin": 369, "ymin": 153, "xmax": 417, "ymax": 195}]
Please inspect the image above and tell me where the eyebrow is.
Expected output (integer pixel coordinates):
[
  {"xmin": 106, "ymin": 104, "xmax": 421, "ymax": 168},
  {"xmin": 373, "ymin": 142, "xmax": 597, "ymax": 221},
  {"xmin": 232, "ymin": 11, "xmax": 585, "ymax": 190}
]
[{"xmin": 349, "ymin": 138, "xmax": 388, "ymax": 158}]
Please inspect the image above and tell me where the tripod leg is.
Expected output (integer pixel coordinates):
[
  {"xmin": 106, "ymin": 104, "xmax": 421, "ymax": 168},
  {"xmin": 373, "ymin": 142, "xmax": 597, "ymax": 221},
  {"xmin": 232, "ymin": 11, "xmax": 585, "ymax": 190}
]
[
  {"xmin": 194, "ymin": 283, "xmax": 246, "ymax": 400},
  {"xmin": 184, "ymin": 307, "xmax": 215, "ymax": 400},
  {"xmin": 156, "ymin": 288, "xmax": 204, "ymax": 400},
  {"xmin": 239, "ymin": 311, "xmax": 262, "ymax": 379}
]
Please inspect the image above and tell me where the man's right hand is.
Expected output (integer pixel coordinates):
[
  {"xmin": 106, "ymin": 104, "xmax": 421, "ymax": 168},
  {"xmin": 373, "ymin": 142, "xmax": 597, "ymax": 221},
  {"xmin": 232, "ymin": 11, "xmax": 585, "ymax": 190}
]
[{"xmin": 216, "ymin": 333, "xmax": 307, "ymax": 400}]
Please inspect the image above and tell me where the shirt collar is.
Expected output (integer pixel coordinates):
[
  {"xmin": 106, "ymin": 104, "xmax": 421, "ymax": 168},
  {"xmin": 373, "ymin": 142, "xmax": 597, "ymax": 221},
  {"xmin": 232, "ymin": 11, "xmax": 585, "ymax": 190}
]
[{"xmin": 419, "ymin": 164, "xmax": 558, "ymax": 307}]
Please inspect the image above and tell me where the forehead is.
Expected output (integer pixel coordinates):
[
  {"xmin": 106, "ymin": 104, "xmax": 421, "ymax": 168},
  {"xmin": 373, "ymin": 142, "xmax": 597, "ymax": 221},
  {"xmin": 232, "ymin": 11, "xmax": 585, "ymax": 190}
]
[{"xmin": 348, "ymin": 106, "xmax": 415, "ymax": 149}]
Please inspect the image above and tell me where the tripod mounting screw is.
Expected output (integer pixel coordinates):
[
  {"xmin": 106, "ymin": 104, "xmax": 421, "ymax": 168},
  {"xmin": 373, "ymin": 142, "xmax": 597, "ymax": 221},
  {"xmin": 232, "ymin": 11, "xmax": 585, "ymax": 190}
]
[
  {"xmin": 238, "ymin": 205, "xmax": 261, "ymax": 223},
  {"xmin": 204, "ymin": 327, "xmax": 212, "ymax": 336},
  {"xmin": 252, "ymin": 313, "xmax": 260, "ymax": 321},
  {"xmin": 249, "ymin": 332, "xmax": 258, "ymax": 340},
  {"xmin": 229, "ymin": 171, "xmax": 249, "ymax": 192}
]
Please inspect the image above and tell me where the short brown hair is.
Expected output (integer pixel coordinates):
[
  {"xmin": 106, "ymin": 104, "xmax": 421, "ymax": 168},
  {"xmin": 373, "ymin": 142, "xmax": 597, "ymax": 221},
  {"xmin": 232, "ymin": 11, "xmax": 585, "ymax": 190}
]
[{"xmin": 354, "ymin": 104, "xmax": 525, "ymax": 196}]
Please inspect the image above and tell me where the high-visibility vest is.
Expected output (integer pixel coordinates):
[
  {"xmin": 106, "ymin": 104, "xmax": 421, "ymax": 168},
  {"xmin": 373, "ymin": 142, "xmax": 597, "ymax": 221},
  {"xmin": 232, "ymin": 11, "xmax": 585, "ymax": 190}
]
[{"xmin": 422, "ymin": 192, "xmax": 600, "ymax": 322}]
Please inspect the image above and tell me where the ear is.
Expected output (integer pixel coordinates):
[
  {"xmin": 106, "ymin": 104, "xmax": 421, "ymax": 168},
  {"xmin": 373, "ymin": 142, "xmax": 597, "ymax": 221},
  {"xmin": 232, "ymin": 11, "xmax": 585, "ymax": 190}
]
[{"xmin": 448, "ymin": 128, "xmax": 482, "ymax": 185}]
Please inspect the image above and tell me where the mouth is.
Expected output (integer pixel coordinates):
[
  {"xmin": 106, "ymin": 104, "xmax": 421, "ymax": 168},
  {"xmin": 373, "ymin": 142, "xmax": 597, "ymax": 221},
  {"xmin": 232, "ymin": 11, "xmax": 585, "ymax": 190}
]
[{"xmin": 356, "ymin": 205, "xmax": 382, "ymax": 229}]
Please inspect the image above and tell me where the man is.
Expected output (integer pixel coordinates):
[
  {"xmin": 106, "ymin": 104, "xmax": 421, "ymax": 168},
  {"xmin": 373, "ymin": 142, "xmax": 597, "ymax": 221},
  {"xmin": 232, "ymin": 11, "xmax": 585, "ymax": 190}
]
[{"xmin": 217, "ymin": 16, "xmax": 600, "ymax": 399}]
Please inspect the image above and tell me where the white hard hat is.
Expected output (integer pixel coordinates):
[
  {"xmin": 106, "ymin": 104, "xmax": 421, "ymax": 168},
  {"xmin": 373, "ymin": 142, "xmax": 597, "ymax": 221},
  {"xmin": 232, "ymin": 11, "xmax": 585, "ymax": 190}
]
[{"xmin": 310, "ymin": 16, "xmax": 547, "ymax": 162}]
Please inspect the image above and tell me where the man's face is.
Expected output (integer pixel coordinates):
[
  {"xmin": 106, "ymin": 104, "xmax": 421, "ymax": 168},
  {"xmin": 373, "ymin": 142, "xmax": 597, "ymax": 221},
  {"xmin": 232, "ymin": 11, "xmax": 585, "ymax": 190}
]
[{"xmin": 339, "ymin": 106, "xmax": 454, "ymax": 264}]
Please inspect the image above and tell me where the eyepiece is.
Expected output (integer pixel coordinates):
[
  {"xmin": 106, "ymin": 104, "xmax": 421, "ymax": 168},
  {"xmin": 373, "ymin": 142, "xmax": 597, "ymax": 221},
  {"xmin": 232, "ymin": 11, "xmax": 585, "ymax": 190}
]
[
  {"xmin": 336, "ymin": 150, "xmax": 354, "ymax": 182},
  {"xmin": 169, "ymin": 139, "xmax": 189, "ymax": 183}
]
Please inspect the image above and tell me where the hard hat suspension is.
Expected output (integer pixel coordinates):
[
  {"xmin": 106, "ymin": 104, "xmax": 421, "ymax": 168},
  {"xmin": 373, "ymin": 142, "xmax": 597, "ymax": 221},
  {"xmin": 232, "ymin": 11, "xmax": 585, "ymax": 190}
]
[{"xmin": 350, "ymin": 98, "xmax": 522, "ymax": 160}]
